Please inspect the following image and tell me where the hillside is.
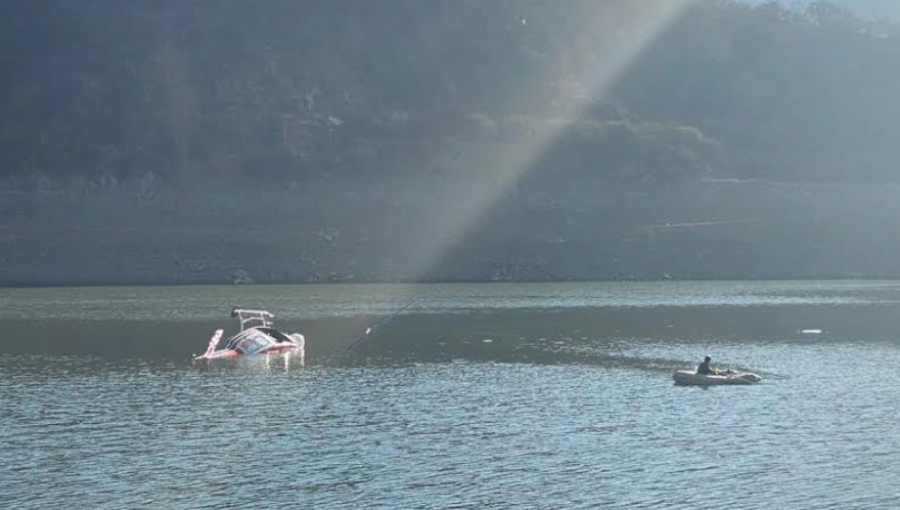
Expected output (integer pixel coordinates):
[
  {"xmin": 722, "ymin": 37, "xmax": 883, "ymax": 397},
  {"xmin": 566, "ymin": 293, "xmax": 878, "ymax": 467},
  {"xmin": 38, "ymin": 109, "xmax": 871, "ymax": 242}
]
[{"xmin": 2, "ymin": 1, "xmax": 900, "ymax": 285}]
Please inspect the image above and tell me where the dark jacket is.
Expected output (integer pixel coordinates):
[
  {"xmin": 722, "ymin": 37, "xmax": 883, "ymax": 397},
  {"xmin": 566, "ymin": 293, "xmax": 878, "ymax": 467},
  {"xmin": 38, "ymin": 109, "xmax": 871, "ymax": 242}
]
[{"xmin": 697, "ymin": 360, "xmax": 712, "ymax": 375}]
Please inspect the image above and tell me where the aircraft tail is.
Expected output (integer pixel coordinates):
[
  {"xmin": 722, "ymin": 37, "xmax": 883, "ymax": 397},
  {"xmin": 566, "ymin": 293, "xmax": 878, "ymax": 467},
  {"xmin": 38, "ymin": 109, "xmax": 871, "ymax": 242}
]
[{"xmin": 203, "ymin": 329, "xmax": 225, "ymax": 358}]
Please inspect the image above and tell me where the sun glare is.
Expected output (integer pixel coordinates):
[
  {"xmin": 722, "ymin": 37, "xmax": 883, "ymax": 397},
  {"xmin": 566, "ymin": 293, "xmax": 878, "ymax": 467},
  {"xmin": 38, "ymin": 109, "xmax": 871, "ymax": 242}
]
[{"xmin": 394, "ymin": 0, "xmax": 695, "ymax": 286}]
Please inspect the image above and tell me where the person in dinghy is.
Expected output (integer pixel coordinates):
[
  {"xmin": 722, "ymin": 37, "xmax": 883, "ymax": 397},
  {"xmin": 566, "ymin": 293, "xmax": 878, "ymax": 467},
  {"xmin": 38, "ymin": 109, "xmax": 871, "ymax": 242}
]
[
  {"xmin": 194, "ymin": 308, "xmax": 305, "ymax": 360},
  {"xmin": 672, "ymin": 355, "xmax": 762, "ymax": 385},
  {"xmin": 696, "ymin": 356, "xmax": 720, "ymax": 375}
]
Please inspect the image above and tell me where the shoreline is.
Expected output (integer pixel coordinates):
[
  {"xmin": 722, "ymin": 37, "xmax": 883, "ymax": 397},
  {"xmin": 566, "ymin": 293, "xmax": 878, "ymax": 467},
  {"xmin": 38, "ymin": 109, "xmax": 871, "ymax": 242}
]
[
  {"xmin": 0, "ymin": 276, "xmax": 896, "ymax": 290},
  {"xmin": 4, "ymin": 181, "xmax": 899, "ymax": 288}
]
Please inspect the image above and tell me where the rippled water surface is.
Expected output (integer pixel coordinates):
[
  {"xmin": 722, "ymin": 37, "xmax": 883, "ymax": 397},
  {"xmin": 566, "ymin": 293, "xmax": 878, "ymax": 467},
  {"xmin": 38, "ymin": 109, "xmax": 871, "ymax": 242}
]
[{"xmin": 3, "ymin": 281, "xmax": 900, "ymax": 509}]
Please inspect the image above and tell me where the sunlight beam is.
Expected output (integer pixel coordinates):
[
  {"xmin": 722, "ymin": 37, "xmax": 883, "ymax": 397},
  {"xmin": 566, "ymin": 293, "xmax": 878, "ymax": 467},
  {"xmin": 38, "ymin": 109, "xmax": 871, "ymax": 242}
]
[{"xmin": 397, "ymin": 0, "xmax": 695, "ymax": 283}]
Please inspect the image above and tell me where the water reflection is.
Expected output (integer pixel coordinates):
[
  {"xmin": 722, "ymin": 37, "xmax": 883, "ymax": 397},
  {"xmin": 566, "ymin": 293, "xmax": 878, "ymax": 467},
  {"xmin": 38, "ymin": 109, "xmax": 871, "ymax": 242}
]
[
  {"xmin": 4, "ymin": 344, "xmax": 900, "ymax": 509},
  {"xmin": 273, "ymin": 349, "xmax": 303, "ymax": 371},
  {"xmin": 0, "ymin": 280, "xmax": 895, "ymax": 321},
  {"xmin": 188, "ymin": 349, "xmax": 306, "ymax": 374},
  {"xmin": 4, "ymin": 282, "xmax": 900, "ymax": 508}
]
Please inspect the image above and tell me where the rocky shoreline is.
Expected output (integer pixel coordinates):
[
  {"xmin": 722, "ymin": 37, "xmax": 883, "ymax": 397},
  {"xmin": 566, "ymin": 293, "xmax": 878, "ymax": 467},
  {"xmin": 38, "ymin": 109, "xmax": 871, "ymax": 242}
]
[{"xmin": 3, "ymin": 180, "xmax": 899, "ymax": 287}]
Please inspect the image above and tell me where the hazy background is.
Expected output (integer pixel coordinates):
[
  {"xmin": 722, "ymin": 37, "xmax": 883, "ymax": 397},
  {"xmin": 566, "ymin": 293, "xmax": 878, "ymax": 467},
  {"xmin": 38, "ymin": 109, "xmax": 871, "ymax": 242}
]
[
  {"xmin": 746, "ymin": 1, "xmax": 900, "ymax": 20},
  {"xmin": 2, "ymin": 0, "xmax": 899, "ymax": 285}
]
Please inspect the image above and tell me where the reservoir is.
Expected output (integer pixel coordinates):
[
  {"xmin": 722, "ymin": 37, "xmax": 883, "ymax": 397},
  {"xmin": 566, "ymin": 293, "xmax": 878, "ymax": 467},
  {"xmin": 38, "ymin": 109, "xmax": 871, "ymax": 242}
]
[{"xmin": 3, "ymin": 281, "xmax": 900, "ymax": 508}]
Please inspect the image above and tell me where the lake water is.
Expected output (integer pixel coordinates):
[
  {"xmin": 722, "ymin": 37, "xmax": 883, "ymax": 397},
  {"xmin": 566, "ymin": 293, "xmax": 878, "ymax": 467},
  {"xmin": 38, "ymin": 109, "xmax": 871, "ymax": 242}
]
[{"xmin": 3, "ymin": 281, "xmax": 900, "ymax": 509}]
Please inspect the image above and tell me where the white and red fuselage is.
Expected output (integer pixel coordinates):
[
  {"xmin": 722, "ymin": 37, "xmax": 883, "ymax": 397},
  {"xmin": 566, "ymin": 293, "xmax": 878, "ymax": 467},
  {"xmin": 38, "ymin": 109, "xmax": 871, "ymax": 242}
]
[{"xmin": 194, "ymin": 309, "xmax": 305, "ymax": 360}]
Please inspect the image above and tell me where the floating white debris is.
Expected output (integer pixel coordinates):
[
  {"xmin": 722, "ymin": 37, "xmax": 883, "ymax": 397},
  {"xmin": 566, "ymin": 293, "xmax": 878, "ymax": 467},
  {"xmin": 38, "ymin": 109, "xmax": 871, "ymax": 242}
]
[
  {"xmin": 483, "ymin": 339, "xmax": 494, "ymax": 343},
  {"xmin": 801, "ymin": 329, "xmax": 823, "ymax": 334}
]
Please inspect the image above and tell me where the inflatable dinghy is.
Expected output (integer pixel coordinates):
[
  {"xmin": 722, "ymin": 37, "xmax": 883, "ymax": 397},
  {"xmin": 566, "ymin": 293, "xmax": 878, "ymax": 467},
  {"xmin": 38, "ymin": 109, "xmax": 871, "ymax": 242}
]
[{"xmin": 673, "ymin": 369, "xmax": 762, "ymax": 386}]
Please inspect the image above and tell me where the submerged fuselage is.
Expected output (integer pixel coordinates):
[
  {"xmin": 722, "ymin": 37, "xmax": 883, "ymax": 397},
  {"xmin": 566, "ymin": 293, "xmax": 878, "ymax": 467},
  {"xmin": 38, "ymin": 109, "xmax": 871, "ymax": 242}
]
[{"xmin": 194, "ymin": 308, "xmax": 305, "ymax": 360}]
